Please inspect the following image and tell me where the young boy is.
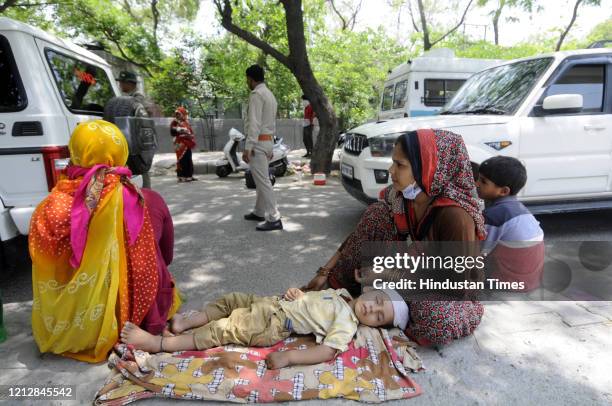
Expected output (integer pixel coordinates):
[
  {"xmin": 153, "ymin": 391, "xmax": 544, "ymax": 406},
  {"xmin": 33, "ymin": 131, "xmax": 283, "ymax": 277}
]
[
  {"xmin": 476, "ymin": 156, "xmax": 544, "ymax": 290},
  {"xmin": 121, "ymin": 288, "xmax": 408, "ymax": 369}
]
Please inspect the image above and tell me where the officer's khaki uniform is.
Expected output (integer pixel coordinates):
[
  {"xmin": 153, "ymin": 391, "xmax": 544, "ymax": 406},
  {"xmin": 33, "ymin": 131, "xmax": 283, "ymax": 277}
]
[{"xmin": 245, "ymin": 83, "xmax": 280, "ymax": 222}]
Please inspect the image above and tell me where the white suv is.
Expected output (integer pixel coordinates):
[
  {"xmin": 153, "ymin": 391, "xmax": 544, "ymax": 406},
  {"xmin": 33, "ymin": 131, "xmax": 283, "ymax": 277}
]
[{"xmin": 340, "ymin": 48, "xmax": 612, "ymax": 213}]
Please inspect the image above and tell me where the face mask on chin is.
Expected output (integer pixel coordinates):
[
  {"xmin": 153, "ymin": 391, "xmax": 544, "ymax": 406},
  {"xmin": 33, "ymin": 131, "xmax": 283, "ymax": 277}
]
[{"xmin": 402, "ymin": 181, "xmax": 422, "ymax": 200}]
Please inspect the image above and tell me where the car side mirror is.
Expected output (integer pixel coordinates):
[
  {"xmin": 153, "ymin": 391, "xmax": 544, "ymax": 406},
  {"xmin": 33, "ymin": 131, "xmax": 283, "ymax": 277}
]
[{"xmin": 533, "ymin": 94, "xmax": 583, "ymax": 116}]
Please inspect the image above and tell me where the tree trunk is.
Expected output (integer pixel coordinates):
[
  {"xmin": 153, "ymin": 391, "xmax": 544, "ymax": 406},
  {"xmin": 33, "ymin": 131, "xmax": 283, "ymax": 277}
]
[
  {"xmin": 417, "ymin": 0, "xmax": 473, "ymax": 50},
  {"xmin": 281, "ymin": 0, "xmax": 338, "ymax": 173},
  {"xmin": 213, "ymin": 0, "xmax": 339, "ymax": 173},
  {"xmin": 416, "ymin": 0, "xmax": 431, "ymax": 50},
  {"xmin": 0, "ymin": 0, "xmax": 18, "ymax": 13},
  {"xmin": 492, "ymin": 0, "xmax": 505, "ymax": 45},
  {"xmin": 556, "ymin": 0, "xmax": 583, "ymax": 51},
  {"xmin": 305, "ymin": 85, "xmax": 338, "ymax": 174}
]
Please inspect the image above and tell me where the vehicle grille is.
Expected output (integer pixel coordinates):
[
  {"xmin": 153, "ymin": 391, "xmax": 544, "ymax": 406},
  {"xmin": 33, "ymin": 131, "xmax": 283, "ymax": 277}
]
[{"xmin": 343, "ymin": 133, "xmax": 368, "ymax": 155}]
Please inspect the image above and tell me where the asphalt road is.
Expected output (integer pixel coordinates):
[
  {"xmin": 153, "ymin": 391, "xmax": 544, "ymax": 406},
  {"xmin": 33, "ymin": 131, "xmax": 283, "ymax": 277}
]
[
  {"xmin": 0, "ymin": 172, "xmax": 611, "ymax": 405},
  {"xmin": 4, "ymin": 174, "xmax": 612, "ymax": 304}
]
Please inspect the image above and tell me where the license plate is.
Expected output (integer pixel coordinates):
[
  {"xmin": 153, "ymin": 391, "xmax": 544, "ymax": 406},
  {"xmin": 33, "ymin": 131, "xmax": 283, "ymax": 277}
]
[{"xmin": 341, "ymin": 163, "xmax": 354, "ymax": 179}]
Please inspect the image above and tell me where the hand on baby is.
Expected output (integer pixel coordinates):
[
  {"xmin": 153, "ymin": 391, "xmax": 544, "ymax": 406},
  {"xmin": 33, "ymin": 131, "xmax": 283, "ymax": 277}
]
[
  {"xmin": 266, "ymin": 351, "xmax": 290, "ymax": 369},
  {"xmin": 283, "ymin": 287, "xmax": 304, "ymax": 301}
]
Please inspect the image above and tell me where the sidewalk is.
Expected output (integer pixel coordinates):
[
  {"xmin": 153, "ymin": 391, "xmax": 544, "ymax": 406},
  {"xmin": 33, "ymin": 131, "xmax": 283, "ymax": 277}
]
[{"xmin": 151, "ymin": 148, "xmax": 341, "ymax": 176}]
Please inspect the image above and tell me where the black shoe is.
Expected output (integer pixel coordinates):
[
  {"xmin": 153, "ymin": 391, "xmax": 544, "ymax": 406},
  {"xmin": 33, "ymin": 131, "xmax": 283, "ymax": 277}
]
[
  {"xmin": 244, "ymin": 212, "xmax": 265, "ymax": 221},
  {"xmin": 303, "ymin": 153, "xmax": 311, "ymax": 158},
  {"xmin": 256, "ymin": 220, "xmax": 283, "ymax": 231}
]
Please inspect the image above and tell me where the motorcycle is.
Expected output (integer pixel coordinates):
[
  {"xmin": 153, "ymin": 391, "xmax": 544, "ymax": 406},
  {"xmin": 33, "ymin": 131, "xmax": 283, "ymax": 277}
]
[{"xmin": 215, "ymin": 128, "xmax": 290, "ymax": 178}]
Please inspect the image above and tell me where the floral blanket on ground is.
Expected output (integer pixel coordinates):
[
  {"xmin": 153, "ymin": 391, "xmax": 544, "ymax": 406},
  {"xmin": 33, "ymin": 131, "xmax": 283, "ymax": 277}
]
[{"xmin": 95, "ymin": 327, "xmax": 423, "ymax": 404}]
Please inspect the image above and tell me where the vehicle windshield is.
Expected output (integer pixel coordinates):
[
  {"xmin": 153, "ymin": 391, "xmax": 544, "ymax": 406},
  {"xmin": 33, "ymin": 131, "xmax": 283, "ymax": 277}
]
[{"xmin": 441, "ymin": 57, "xmax": 553, "ymax": 115}]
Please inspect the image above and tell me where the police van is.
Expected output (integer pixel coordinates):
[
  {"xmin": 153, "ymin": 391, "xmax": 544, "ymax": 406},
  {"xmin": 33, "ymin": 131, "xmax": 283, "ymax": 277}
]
[
  {"xmin": 378, "ymin": 48, "xmax": 502, "ymax": 120},
  {"xmin": 0, "ymin": 17, "xmax": 129, "ymax": 264}
]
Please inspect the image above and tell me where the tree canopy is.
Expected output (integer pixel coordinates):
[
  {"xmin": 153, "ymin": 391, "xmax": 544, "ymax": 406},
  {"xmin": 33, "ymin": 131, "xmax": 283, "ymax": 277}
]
[{"xmin": 1, "ymin": 0, "xmax": 609, "ymax": 126}]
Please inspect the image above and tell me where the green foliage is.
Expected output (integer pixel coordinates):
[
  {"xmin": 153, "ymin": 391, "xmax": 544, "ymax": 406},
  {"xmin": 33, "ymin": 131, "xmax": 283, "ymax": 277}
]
[
  {"xmin": 5, "ymin": 0, "xmax": 609, "ymax": 126},
  {"xmin": 197, "ymin": 0, "xmax": 328, "ymax": 118},
  {"xmin": 54, "ymin": 1, "xmax": 161, "ymax": 70},
  {"xmin": 192, "ymin": 6, "xmax": 404, "ymax": 129},
  {"xmin": 1, "ymin": 4, "xmax": 56, "ymax": 31},
  {"xmin": 148, "ymin": 55, "xmax": 195, "ymax": 116},
  {"xmin": 4, "ymin": 0, "xmax": 199, "ymax": 72},
  {"xmin": 585, "ymin": 18, "xmax": 612, "ymax": 45},
  {"xmin": 311, "ymin": 28, "xmax": 405, "ymax": 130},
  {"xmin": 443, "ymin": 36, "xmax": 550, "ymax": 59},
  {"xmin": 198, "ymin": 32, "xmax": 300, "ymax": 118}
]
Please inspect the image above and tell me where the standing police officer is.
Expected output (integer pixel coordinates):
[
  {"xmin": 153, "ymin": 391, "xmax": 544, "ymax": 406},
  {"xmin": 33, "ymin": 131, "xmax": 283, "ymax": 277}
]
[{"xmin": 242, "ymin": 65, "xmax": 282, "ymax": 231}]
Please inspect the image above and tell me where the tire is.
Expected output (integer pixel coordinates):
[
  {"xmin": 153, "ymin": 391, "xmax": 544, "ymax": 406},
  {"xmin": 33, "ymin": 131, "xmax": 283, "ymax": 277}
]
[
  {"xmin": 0, "ymin": 236, "xmax": 29, "ymax": 275},
  {"xmin": 216, "ymin": 164, "xmax": 232, "ymax": 178},
  {"xmin": 273, "ymin": 160, "xmax": 287, "ymax": 177},
  {"xmin": 245, "ymin": 169, "xmax": 276, "ymax": 188}
]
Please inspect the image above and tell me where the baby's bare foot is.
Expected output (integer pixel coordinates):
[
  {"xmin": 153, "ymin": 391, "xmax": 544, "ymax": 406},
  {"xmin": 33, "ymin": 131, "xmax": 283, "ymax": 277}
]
[
  {"xmin": 120, "ymin": 322, "xmax": 161, "ymax": 353},
  {"xmin": 170, "ymin": 312, "xmax": 208, "ymax": 334},
  {"xmin": 169, "ymin": 314, "xmax": 189, "ymax": 334}
]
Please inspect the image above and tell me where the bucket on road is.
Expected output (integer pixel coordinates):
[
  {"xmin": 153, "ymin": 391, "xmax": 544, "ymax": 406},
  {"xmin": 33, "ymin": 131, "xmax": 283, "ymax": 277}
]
[{"xmin": 314, "ymin": 173, "xmax": 326, "ymax": 185}]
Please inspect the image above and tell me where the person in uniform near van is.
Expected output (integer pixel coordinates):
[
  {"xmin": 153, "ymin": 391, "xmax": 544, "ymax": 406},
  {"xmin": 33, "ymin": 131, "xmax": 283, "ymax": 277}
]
[
  {"xmin": 114, "ymin": 70, "xmax": 153, "ymax": 188},
  {"xmin": 301, "ymin": 95, "xmax": 315, "ymax": 158},
  {"xmin": 242, "ymin": 64, "xmax": 282, "ymax": 231},
  {"xmin": 29, "ymin": 120, "xmax": 181, "ymax": 363},
  {"xmin": 116, "ymin": 70, "xmax": 146, "ymax": 107}
]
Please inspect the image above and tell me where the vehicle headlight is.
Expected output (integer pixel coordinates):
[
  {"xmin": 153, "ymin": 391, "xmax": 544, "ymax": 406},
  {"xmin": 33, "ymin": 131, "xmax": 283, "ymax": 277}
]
[{"xmin": 369, "ymin": 133, "xmax": 401, "ymax": 157}]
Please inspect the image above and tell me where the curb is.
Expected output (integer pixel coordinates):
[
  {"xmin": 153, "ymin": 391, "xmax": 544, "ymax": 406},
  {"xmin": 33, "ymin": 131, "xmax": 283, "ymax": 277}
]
[{"xmin": 152, "ymin": 152, "xmax": 341, "ymax": 176}]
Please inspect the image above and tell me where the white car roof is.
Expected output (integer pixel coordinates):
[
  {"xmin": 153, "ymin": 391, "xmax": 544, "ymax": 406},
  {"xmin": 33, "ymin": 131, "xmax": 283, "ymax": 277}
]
[
  {"xmin": 388, "ymin": 57, "xmax": 503, "ymax": 80},
  {"xmin": 488, "ymin": 47, "xmax": 612, "ymax": 68},
  {"xmin": 0, "ymin": 17, "xmax": 111, "ymax": 67}
]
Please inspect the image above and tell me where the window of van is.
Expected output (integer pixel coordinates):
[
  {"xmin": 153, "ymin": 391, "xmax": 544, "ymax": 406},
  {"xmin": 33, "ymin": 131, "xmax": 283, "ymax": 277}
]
[
  {"xmin": 546, "ymin": 64, "xmax": 605, "ymax": 113},
  {"xmin": 0, "ymin": 35, "xmax": 27, "ymax": 112},
  {"xmin": 424, "ymin": 79, "xmax": 465, "ymax": 106},
  {"xmin": 392, "ymin": 80, "xmax": 408, "ymax": 109},
  {"xmin": 381, "ymin": 85, "xmax": 394, "ymax": 111},
  {"xmin": 45, "ymin": 49, "xmax": 114, "ymax": 115}
]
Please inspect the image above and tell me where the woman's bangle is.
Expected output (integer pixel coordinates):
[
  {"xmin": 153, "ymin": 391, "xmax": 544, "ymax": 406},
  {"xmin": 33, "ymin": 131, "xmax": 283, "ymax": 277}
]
[{"xmin": 316, "ymin": 266, "xmax": 332, "ymax": 277}]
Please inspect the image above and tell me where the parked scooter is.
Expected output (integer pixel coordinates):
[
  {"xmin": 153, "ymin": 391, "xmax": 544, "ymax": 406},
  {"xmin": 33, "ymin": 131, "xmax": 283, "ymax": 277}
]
[{"xmin": 215, "ymin": 128, "xmax": 290, "ymax": 178}]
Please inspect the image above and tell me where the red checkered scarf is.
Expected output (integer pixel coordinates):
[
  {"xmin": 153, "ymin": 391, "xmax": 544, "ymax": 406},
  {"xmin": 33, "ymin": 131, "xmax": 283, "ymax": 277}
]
[{"xmin": 380, "ymin": 129, "xmax": 486, "ymax": 240}]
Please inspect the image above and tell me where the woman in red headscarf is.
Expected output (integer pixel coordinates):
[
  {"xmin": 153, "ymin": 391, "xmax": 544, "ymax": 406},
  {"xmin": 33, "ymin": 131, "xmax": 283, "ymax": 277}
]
[
  {"xmin": 302, "ymin": 129, "xmax": 486, "ymax": 346},
  {"xmin": 170, "ymin": 106, "xmax": 197, "ymax": 182}
]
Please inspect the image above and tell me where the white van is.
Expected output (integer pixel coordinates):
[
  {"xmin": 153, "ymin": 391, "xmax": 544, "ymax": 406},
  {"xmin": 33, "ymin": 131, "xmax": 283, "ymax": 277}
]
[
  {"xmin": 342, "ymin": 47, "xmax": 612, "ymax": 213},
  {"xmin": 378, "ymin": 48, "xmax": 502, "ymax": 120},
  {"xmin": 0, "ymin": 17, "xmax": 124, "ymax": 246}
]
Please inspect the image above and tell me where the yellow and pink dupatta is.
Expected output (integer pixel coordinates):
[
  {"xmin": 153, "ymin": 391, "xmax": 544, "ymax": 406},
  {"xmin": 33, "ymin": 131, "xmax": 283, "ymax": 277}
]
[{"xmin": 29, "ymin": 120, "xmax": 178, "ymax": 363}]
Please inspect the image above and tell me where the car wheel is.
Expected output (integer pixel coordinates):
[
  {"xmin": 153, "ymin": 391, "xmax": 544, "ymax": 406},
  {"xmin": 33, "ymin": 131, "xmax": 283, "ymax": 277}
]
[
  {"xmin": 245, "ymin": 169, "xmax": 276, "ymax": 188},
  {"xmin": 216, "ymin": 164, "xmax": 232, "ymax": 177},
  {"xmin": 274, "ymin": 160, "xmax": 287, "ymax": 177}
]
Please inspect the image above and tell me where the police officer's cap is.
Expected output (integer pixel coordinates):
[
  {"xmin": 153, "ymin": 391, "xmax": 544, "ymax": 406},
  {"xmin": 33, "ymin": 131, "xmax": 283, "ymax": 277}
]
[{"xmin": 116, "ymin": 71, "xmax": 138, "ymax": 84}]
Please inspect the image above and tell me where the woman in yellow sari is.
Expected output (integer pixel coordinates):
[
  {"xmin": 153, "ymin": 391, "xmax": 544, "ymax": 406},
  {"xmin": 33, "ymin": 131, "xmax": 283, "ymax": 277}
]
[{"xmin": 29, "ymin": 120, "xmax": 180, "ymax": 363}]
